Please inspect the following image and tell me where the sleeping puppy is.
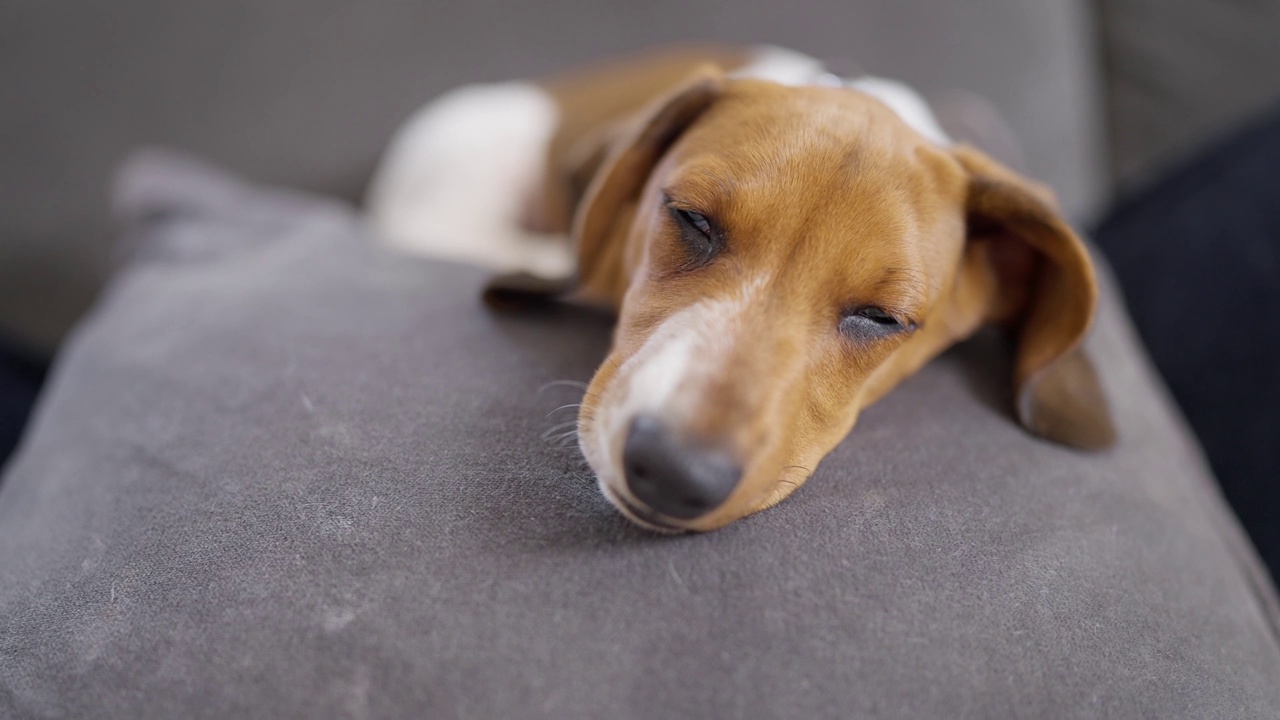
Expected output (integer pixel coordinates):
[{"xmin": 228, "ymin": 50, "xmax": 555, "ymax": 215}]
[{"xmin": 367, "ymin": 45, "xmax": 1115, "ymax": 532}]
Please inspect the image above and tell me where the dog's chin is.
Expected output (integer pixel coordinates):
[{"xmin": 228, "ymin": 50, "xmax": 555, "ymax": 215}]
[{"xmin": 599, "ymin": 484, "xmax": 689, "ymax": 534}]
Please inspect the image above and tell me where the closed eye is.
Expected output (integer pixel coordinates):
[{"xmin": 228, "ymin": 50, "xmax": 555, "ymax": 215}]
[
  {"xmin": 677, "ymin": 208, "xmax": 712, "ymax": 236},
  {"xmin": 664, "ymin": 195, "xmax": 723, "ymax": 267},
  {"xmin": 839, "ymin": 306, "xmax": 916, "ymax": 340}
]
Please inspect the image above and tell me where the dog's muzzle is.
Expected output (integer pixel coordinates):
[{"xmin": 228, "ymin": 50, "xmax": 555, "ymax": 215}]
[{"xmin": 622, "ymin": 414, "xmax": 742, "ymax": 521}]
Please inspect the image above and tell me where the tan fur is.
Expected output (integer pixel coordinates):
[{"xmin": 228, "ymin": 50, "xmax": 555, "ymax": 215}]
[
  {"xmin": 526, "ymin": 46, "xmax": 753, "ymax": 236},
  {"xmin": 489, "ymin": 50, "xmax": 1115, "ymax": 532}
]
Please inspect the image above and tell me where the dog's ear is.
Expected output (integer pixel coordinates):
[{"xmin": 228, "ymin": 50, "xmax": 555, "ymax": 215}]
[
  {"xmin": 483, "ymin": 67, "xmax": 724, "ymax": 310},
  {"xmin": 954, "ymin": 144, "xmax": 1116, "ymax": 450},
  {"xmin": 570, "ymin": 67, "xmax": 724, "ymax": 305}
]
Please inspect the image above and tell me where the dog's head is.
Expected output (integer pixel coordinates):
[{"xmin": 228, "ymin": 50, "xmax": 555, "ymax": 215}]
[{"xmin": 493, "ymin": 69, "xmax": 1114, "ymax": 532}]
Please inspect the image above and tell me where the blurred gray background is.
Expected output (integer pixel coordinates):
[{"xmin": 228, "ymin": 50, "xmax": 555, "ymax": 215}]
[{"xmin": 3, "ymin": 0, "xmax": 1279, "ymax": 354}]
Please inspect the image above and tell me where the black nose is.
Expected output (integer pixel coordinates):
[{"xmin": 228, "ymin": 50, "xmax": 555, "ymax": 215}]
[{"xmin": 622, "ymin": 415, "xmax": 742, "ymax": 520}]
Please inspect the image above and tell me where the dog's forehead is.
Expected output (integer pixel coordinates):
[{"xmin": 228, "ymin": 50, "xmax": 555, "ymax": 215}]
[
  {"xmin": 664, "ymin": 81, "xmax": 959, "ymax": 213},
  {"xmin": 664, "ymin": 84, "xmax": 959, "ymax": 243},
  {"xmin": 697, "ymin": 80, "xmax": 941, "ymax": 160},
  {"xmin": 649, "ymin": 82, "xmax": 966, "ymax": 306}
]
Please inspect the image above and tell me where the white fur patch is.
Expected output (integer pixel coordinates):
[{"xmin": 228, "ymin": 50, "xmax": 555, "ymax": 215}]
[
  {"xmin": 365, "ymin": 82, "xmax": 574, "ymax": 279},
  {"xmin": 583, "ymin": 274, "xmax": 771, "ymax": 501},
  {"xmin": 738, "ymin": 46, "xmax": 950, "ymax": 145},
  {"xmin": 585, "ymin": 299, "xmax": 730, "ymax": 512},
  {"xmin": 621, "ymin": 272, "xmax": 769, "ymax": 420},
  {"xmin": 848, "ymin": 76, "xmax": 952, "ymax": 145},
  {"xmin": 627, "ymin": 329, "xmax": 698, "ymax": 414},
  {"xmin": 734, "ymin": 45, "xmax": 827, "ymax": 86}
]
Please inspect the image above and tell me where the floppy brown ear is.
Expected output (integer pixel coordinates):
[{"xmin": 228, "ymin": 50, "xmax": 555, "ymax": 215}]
[
  {"xmin": 483, "ymin": 67, "xmax": 724, "ymax": 310},
  {"xmin": 955, "ymin": 144, "xmax": 1116, "ymax": 450},
  {"xmin": 570, "ymin": 67, "xmax": 724, "ymax": 305}
]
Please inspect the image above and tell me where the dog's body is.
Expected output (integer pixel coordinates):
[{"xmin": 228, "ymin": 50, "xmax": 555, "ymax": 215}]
[{"xmin": 368, "ymin": 45, "xmax": 1114, "ymax": 532}]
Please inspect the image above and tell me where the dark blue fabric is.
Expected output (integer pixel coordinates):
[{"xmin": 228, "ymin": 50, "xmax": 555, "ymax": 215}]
[{"xmin": 1094, "ymin": 105, "xmax": 1280, "ymax": 577}]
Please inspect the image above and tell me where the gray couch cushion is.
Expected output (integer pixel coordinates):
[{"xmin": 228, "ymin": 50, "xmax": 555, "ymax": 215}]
[
  {"xmin": 1, "ymin": 152, "xmax": 1276, "ymax": 719},
  {"xmin": 0, "ymin": 0, "xmax": 1106, "ymax": 352}
]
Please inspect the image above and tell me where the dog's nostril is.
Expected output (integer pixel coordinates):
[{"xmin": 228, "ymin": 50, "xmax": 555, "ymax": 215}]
[{"xmin": 622, "ymin": 414, "xmax": 742, "ymax": 520}]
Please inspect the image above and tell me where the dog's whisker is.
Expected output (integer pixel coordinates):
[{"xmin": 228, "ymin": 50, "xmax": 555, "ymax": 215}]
[
  {"xmin": 544, "ymin": 402, "xmax": 582, "ymax": 419},
  {"xmin": 537, "ymin": 379, "xmax": 589, "ymax": 394},
  {"xmin": 540, "ymin": 420, "xmax": 579, "ymax": 440},
  {"xmin": 542, "ymin": 426, "xmax": 580, "ymax": 444},
  {"xmin": 545, "ymin": 427, "xmax": 578, "ymax": 441},
  {"xmin": 549, "ymin": 434, "xmax": 582, "ymax": 451}
]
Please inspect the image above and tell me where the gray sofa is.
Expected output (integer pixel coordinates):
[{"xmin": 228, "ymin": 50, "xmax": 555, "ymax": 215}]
[
  {"xmin": 3, "ymin": 2, "xmax": 1280, "ymax": 718},
  {"xmin": 2, "ymin": 148, "xmax": 1277, "ymax": 719}
]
